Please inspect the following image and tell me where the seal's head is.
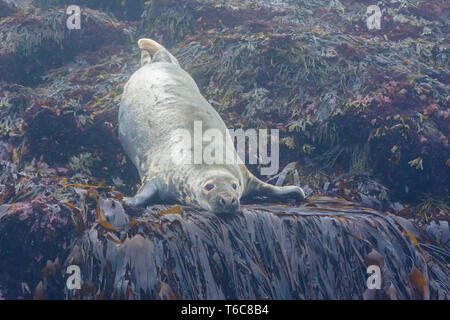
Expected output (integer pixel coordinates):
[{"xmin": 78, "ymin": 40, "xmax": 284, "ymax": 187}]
[{"xmin": 197, "ymin": 172, "xmax": 240, "ymax": 214}]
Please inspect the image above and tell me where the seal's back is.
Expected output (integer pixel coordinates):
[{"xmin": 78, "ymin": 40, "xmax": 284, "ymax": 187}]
[{"xmin": 118, "ymin": 39, "xmax": 233, "ymax": 180}]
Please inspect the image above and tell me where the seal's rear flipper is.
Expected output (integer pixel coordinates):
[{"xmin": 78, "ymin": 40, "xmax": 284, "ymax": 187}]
[
  {"xmin": 123, "ymin": 179, "xmax": 160, "ymax": 207},
  {"xmin": 138, "ymin": 38, "xmax": 179, "ymax": 66},
  {"xmin": 242, "ymin": 173, "xmax": 305, "ymax": 204}
]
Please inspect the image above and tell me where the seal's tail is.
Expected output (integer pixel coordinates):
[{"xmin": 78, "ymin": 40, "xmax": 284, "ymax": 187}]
[{"xmin": 138, "ymin": 38, "xmax": 179, "ymax": 66}]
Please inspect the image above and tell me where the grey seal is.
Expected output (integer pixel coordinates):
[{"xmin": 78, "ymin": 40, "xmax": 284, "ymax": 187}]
[{"xmin": 119, "ymin": 38, "xmax": 304, "ymax": 214}]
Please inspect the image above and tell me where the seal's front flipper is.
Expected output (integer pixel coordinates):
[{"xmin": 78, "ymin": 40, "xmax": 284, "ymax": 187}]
[
  {"xmin": 123, "ymin": 180, "xmax": 159, "ymax": 207},
  {"xmin": 243, "ymin": 173, "xmax": 305, "ymax": 204},
  {"xmin": 138, "ymin": 38, "xmax": 179, "ymax": 66}
]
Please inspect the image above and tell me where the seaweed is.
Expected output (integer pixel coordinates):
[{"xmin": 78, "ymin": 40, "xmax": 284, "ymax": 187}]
[
  {"xmin": 416, "ymin": 194, "xmax": 450, "ymax": 223},
  {"xmin": 138, "ymin": 0, "xmax": 194, "ymax": 47},
  {"xmin": 0, "ymin": 5, "xmax": 134, "ymax": 85}
]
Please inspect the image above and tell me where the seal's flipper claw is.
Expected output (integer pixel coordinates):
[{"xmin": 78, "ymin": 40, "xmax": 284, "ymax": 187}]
[
  {"xmin": 244, "ymin": 174, "xmax": 305, "ymax": 204},
  {"xmin": 280, "ymin": 185, "xmax": 305, "ymax": 203},
  {"xmin": 267, "ymin": 185, "xmax": 306, "ymax": 204},
  {"xmin": 123, "ymin": 180, "xmax": 159, "ymax": 207},
  {"xmin": 288, "ymin": 187, "xmax": 306, "ymax": 205}
]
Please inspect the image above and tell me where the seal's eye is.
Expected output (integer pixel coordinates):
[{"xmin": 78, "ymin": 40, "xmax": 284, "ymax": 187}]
[
  {"xmin": 232, "ymin": 183, "xmax": 237, "ymax": 190},
  {"xmin": 204, "ymin": 183, "xmax": 214, "ymax": 191}
]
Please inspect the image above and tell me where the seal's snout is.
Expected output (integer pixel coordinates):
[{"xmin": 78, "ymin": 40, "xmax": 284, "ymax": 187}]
[{"xmin": 217, "ymin": 195, "xmax": 239, "ymax": 213}]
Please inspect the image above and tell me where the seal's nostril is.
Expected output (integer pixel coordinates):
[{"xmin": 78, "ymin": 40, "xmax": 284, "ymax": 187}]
[
  {"xmin": 219, "ymin": 197, "xmax": 226, "ymax": 206},
  {"xmin": 231, "ymin": 198, "xmax": 237, "ymax": 205}
]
